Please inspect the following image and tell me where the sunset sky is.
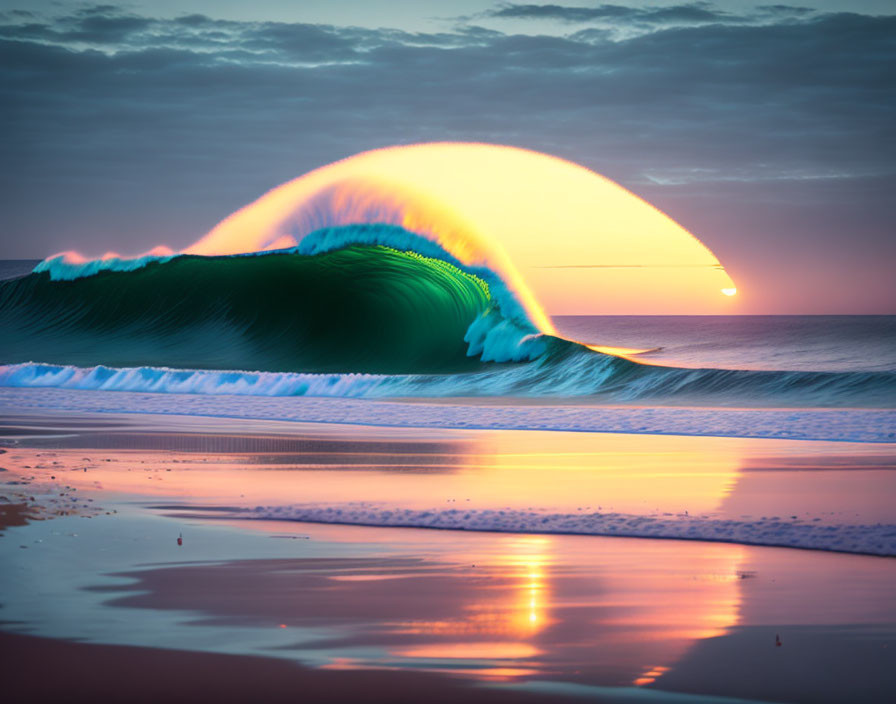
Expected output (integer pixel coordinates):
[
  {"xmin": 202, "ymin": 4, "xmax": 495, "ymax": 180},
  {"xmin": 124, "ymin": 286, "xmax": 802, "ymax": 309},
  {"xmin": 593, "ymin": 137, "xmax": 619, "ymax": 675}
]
[{"xmin": 1, "ymin": 1, "xmax": 893, "ymax": 314}]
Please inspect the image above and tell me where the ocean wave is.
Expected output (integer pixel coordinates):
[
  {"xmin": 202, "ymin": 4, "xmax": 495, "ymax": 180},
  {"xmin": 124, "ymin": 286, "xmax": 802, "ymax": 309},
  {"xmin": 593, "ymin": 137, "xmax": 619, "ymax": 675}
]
[
  {"xmin": 1, "ymin": 356, "xmax": 893, "ymax": 408},
  {"xmin": 3, "ymin": 236, "xmax": 546, "ymax": 373}
]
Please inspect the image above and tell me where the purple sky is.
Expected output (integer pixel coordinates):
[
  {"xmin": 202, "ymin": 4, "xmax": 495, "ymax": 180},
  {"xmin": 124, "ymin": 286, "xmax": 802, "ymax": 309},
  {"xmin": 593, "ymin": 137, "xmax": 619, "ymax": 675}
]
[{"xmin": 1, "ymin": 2, "xmax": 893, "ymax": 313}]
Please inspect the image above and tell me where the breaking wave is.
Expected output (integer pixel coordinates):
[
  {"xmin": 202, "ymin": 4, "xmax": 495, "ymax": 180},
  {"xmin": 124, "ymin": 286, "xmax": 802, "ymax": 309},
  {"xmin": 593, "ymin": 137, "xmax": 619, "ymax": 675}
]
[
  {"xmin": 1, "ymin": 224, "xmax": 894, "ymax": 407},
  {"xmin": 2, "ymin": 231, "xmax": 547, "ymax": 374}
]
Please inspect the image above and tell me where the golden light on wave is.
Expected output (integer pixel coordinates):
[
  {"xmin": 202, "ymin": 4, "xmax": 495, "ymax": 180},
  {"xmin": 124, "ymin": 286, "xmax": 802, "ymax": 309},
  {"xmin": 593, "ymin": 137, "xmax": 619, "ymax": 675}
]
[
  {"xmin": 722, "ymin": 288, "xmax": 738, "ymax": 296},
  {"xmin": 183, "ymin": 143, "xmax": 737, "ymax": 318}
]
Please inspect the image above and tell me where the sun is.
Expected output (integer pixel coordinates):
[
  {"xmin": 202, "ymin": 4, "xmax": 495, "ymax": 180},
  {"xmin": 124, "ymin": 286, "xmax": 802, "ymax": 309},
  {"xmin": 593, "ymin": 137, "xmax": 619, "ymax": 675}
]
[{"xmin": 187, "ymin": 143, "xmax": 738, "ymax": 317}]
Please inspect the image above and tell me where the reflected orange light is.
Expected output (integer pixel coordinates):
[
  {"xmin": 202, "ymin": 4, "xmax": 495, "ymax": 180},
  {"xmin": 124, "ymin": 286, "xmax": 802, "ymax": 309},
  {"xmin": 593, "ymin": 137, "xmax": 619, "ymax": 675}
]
[
  {"xmin": 438, "ymin": 667, "xmax": 541, "ymax": 681},
  {"xmin": 384, "ymin": 534, "xmax": 551, "ymax": 675},
  {"xmin": 602, "ymin": 544, "xmax": 746, "ymax": 643},
  {"xmin": 524, "ymin": 560, "xmax": 544, "ymax": 630},
  {"xmin": 7, "ymin": 431, "xmax": 748, "ymax": 527},
  {"xmin": 634, "ymin": 665, "xmax": 670, "ymax": 686},
  {"xmin": 394, "ymin": 642, "xmax": 541, "ymax": 659}
]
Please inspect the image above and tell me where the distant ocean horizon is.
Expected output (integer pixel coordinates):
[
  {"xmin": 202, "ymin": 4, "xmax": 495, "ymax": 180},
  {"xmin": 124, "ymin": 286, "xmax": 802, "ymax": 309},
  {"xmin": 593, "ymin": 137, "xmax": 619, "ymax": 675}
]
[{"xmin": 553, "ymin": 314, "xmax": 896, "ymax": 373}]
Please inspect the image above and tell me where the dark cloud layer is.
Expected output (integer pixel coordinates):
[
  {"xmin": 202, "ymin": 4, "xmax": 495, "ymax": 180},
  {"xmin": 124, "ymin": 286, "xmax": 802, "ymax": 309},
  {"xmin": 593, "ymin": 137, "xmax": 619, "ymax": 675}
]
[
  {"xmin": 0, "ymin": 3, "xmax": 893, "ymax": 311},
  {"xmin": 488, "ymin": 2, "xmax": 731, "ymax": 24},
  {"xmin": 484, "ymin": 2, "xmax": 817, "ymax": 28}
]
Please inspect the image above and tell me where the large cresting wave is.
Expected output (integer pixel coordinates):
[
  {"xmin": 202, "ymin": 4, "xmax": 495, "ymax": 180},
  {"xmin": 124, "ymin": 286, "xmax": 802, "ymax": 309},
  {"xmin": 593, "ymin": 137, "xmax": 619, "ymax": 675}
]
[{"xmin": 1, "ymin": 229, "xmax": 551, "ymax": 374}]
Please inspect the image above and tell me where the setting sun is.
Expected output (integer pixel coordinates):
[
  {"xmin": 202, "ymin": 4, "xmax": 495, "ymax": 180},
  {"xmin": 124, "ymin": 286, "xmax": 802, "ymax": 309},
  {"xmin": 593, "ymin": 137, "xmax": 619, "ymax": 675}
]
[{"xmin": 187, "ymin": 143, "xmax": 738, "ymax": 317}]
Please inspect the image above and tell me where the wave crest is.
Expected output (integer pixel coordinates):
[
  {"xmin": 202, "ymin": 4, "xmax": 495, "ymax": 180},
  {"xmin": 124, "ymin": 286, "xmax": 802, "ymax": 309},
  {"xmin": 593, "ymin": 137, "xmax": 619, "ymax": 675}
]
[{"xmin": 4, "ymin": 239, "xmax": 546, "ymax": 373}]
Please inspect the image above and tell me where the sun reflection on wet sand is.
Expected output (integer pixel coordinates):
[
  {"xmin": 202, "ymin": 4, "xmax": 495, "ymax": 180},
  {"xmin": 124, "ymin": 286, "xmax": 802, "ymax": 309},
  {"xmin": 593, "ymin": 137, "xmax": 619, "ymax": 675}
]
[
  {"xmin": 3, "ymin": 428, "xmax": 751, "ymax": 517},
  {"xmin": 380, "ymin": 536, "xmax": 551, "ymax": 667},
  {"xmin": 284, "ymin": 531, "xmax": 745, "ymax": 684},
  {"xmin": 2, "ymin": 416, "xmax": 895, "ymax": 698},
  {"xmin": 11, "ymin": 427, "xmax": 895, "ymax": 533}
]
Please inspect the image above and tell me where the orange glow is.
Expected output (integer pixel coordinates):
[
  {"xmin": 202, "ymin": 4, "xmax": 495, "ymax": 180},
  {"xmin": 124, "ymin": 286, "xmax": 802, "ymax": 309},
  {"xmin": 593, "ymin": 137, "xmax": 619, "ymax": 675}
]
[
  {"xmin": 429, "ymin": 667, "xmax": 541, "ymax": 682},
  {"xmin": 146, "ymin": 245, "xmax": 175, "ymax": 256},
  {"xmin": 634, "ymin": 665, "xmax": 670, "ymax": 686},
  {"xmin": 5, "ymin": 431, "xmax": 748, "ymax": 520},
  {"xmin": 50, "ymin": 250, "xmax": 87, "ymax": 264},
  {"xmin": 19, "ymin": 430, "xmax": 894, "ymax": 528},
  {"xmin": 386, "ymin": 535, "xmax": 553, "ymax": 647},
  {"xmin": 494, "ymin": 536, "xmax": 551, "ymax": 635},
  {"xmin": 585, "ymin": 345, "xmax": 655, "ymax": 356},
  {"xmin": 183, "ymin": 143, "xmax": 737, "ymax": 319},
  {"xmin": 394, "ymin": 642, "xmax": 541, "ymax": 659}
]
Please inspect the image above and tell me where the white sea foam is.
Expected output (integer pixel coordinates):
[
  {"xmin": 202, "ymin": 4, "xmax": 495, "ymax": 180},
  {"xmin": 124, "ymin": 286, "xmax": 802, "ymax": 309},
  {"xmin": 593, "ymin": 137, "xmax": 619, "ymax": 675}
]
[
  {"xmin": 230, "ymin": 503, "xmax": 896, "ymax": 557},
  {"xmin": 34, "ymin": 252, "xmax": 175, "ymax": 280},
  {"xmin": 0, "ymin": 386, "xmax": 894, "ymax": 443}
]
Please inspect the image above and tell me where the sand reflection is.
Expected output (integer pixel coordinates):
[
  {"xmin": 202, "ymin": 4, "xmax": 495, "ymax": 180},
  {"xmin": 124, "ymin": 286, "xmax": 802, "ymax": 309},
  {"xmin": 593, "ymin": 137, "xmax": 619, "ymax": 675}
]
[
  {"xmin": 82, "ymin": 525, "xmax": 749, "ymax": 685},
  {"xmin": 5, "ymin": 427, "xmax": 751, "ymax": 517},
  {"xmin": 3, "ymin": 415, "xmax": 895, "ymax": 695}
]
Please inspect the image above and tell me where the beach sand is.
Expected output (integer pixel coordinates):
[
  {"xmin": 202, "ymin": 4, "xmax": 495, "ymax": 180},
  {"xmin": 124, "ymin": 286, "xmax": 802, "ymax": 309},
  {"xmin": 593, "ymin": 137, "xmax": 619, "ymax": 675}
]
[
  {"xmin": 2, "ymin": 411, "xmax": 895, "ymax": 703},
  {"xmin": 0, "ymin": 630, "xmax": 589, "ymax": 704}
]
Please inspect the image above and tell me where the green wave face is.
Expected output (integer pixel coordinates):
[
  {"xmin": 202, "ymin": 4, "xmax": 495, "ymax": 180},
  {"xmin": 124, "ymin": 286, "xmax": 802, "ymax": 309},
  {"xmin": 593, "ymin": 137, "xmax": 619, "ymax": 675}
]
[{"xmin": 0, "ymin": 245, "xmax": 493, "ymax": 374}]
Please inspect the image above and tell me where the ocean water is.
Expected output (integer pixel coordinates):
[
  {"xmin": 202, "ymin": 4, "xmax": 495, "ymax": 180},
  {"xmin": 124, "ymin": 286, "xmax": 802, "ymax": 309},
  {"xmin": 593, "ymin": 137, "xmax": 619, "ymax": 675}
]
[
  {"xmin": 0, "ymin": 259, "xmax": 40, "ymax": 280},
  {"xmin": 1, "ymin": 254, "xmax": 894, "ymax": 408},
  {"xmin": 554, "ymin": 315, "xmax": 896, "ymax": 373}
]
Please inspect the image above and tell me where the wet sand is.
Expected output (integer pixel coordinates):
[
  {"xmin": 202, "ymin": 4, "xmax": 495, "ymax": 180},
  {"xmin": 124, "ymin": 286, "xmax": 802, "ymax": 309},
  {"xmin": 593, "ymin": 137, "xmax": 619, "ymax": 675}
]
[
  {"xmin": 0, "ymin": 630, "xmax": 584, "ymax": 704},
  {"xmin": 2, "ymin": 411, "xmax": 895, "ymax": 703},
  {"xmin": 0, "ymin": 501, "xmax": 34, "ymax": 531}
]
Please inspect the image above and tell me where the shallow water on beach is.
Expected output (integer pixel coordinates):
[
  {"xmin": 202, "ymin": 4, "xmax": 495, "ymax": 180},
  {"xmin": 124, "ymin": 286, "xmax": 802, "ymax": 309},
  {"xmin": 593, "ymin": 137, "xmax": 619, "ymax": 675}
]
[
  {"xmin": 2, "ymin": 509, "xmax": 895, "ymax": 703},
  {"xmin": 2, "ymin": 412, "xmax": 895, "ymax": 703},
  {"xmin": 2, "ymin": 411, "xmax": 895, "ymax": 551}
]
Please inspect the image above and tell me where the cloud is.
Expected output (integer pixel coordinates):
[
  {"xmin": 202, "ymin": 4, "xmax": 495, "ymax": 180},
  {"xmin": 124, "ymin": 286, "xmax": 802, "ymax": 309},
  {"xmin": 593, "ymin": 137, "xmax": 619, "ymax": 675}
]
[
  {"xmin": 488, "ymin": 3, "xmax": 648, "ymax": 22},
  {"xmin": 479, "ymin": 2, "xmax": 824, "ymax": 39},
  {"xmin": 484, "ymin": 2, "xmax": 758, "ymax": 26},
  {"xmin": 1, "ymin": 5, "xmax": 891, "ymax": 181},
  {"xmin": 756, "ymin": 5, "xmax": 815, "ymax": 16}
]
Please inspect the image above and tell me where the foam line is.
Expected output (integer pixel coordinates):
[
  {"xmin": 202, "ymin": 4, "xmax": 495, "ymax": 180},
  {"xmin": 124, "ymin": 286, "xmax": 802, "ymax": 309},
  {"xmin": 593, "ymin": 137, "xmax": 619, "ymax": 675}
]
[
  {"xmin": 1, "ymin": 387, "xmax": 894, "ymax": 443},
  {"xmin": 232, "ymin": 503, "xmax": 896, "ymax": 557}
]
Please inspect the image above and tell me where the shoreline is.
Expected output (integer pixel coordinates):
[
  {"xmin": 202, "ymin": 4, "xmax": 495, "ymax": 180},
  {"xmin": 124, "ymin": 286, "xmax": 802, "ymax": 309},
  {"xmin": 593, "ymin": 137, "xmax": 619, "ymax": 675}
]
[
  {"xmin": 2, "ymin": 388, "xmax": 894, "ymax": 443},
  {"xmin": 3, "ymin": 410, "xmax": 895, "ymax": 703},
  {"xmin": 208, "ymin": 513, "xmax": 896, "ymax": 560},
  {"xmin": 3, "ymin": 409, "xmax": 896, "ymax": 556}
]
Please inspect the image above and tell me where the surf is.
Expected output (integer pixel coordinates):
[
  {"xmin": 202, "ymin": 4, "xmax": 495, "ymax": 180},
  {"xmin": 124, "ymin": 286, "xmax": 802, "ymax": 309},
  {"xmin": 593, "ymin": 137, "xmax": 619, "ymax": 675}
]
[
  {"xmin": 0, "ymin": 235, "xmax": 551, "ymax": 374},
  {"xmin": 2, "ymin": 356, "xmax": 894, "ymax": 408}
]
